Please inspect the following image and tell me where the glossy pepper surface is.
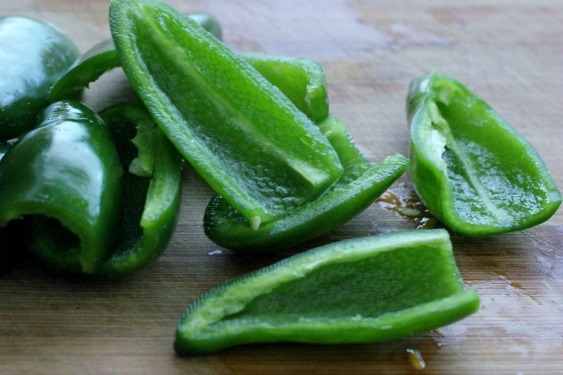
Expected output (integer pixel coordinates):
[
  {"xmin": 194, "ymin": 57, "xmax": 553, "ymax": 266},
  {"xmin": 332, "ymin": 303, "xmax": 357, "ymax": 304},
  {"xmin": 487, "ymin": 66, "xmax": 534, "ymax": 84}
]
[
  {"xmin": 175, "ymin": 229, "xmax": 480, "ymax": 354},
  {"xmin": 109, "ymin": 0, "xmax": 343, "ymax": 228},
  {"xmin": 0, "ymin": 100, "xmax": 183, "ymax": 276},
  {"xmin": 0, "ymin": 100, "xmax": 123, "ymax": 274},
  {"xmin": 0, "ymin": 16, "xmax": 79, "ymax": 140},
  {"xmin": 408, "ymin": 73, "xmax": 561, "ymax": 236}
]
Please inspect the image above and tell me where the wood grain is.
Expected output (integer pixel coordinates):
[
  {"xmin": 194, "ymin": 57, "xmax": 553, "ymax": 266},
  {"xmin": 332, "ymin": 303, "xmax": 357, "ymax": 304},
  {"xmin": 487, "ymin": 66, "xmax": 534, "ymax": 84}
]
[{"xmin": 1, "ymin": 0, "xmax": 562, "ymax": 374}]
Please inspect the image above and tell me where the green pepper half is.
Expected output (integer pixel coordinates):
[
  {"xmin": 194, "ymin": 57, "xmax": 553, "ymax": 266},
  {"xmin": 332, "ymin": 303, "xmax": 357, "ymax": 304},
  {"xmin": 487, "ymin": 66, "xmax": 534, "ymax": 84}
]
[
  {"xmin": 175, "ymin": 229, "xmax": 479, "ymax": 354},
  {"xmin": 0, "ymin": 100, "xmax": 182, "ymax": 276},
  {"xmin": 0, "ymin": 16, "xmax": 80, "ymax": 141},
  {"xmin": 408, "ymin": 73, "xmax": 561, "ymax": 236},
  {"xmin": 203, "ymin": 55, "xmax": 406, "ymax": 251},
  {"xmin": 204, "ymin": 115, "xmax": 408, "ymax": 252},
  {"xmin": 109, "ymin": 0, "xmax": 343, "ymax": 227}
]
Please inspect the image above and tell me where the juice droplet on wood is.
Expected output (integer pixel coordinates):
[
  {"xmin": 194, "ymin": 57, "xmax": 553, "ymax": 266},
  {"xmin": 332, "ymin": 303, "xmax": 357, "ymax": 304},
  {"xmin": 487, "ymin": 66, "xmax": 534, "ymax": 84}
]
[{"xmin": 406, "ymin": 348, "xmax": 426, "ymax": 370}]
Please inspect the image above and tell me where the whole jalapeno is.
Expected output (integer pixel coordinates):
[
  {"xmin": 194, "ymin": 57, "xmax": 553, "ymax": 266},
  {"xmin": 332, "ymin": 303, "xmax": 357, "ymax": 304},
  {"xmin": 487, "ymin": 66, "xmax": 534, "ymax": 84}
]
[{"xmin": 0, "ymin": 16, "xmax": 80, "ymax": 140}]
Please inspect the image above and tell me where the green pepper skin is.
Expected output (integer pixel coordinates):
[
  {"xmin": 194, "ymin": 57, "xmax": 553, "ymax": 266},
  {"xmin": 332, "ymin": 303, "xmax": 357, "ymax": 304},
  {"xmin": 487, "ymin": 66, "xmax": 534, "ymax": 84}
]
[
  {"xmin": 205, "ymin": 115, "xmax": 408, "ymax": 252},
  {"xmin": 0, "ymin": 142, "xmax": 10, "ymax": 161},
  {"xmin": 97, "ymin": 103, "xmax": 183, "ymax": 277},
  {"xmin": 0, "ymin": 16, "xmax": 80, "ymax": 141},
  {"xmin": 48, "ymin": 38, "xmax": 120, "ymax": 103},
  {"xmin": 242, "ymin": 53, "xmax": 329, "ymax": 123},
  {"xmin": 0, "ymin": 100, "xmax": 123, "ymax": 274},
  {"xmin": 408, "ymin": 73, "xmax": 562, "ymax": 236},
  {"xmin": 110, "ymin": 0, "xmax": 343, "ymax": 226},
  {"xmin": 175, "ymin": 229, "xmax": 479, "ymax": 354},
  {"xmin": 48, "ymin": 13, "xmax": 222, "ymax": 102}
]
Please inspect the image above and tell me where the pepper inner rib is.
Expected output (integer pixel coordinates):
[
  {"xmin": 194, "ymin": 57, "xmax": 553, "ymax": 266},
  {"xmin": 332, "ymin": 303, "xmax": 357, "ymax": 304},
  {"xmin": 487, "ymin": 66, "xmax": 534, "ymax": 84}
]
[{"xmin": 430, "ymin": 99, "xmax": 513, "ymax": 225}]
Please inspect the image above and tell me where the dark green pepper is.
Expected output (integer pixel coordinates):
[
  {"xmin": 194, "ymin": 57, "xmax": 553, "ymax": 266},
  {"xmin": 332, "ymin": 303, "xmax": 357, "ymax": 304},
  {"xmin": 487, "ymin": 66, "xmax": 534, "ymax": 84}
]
[
  {"xmin": 109, "ymin": 0, "xmax": 343, "ymax": 228},
  {"xmin": 408, "ymin": 73, "xmax": 561, "ymax": 236},
  {"xmin": 0, "ymin": 100, "xmax": 182, "ymax": 276},
  {"xmin": 0, "ymin": 100, "xmax": 123, "ymax": 274},
  {"xmin": 0, "ymin": 16, "xmax": 79, "ymax": 140}
]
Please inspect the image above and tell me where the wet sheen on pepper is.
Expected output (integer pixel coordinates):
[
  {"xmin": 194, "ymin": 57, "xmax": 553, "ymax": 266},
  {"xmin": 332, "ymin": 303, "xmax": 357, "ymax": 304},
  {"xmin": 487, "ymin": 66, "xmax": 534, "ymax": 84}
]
[
  {"xmin": 0, "ymin": 16, "xmax": 79, "ymax": 141},
  {"xmin": 0, "ymin": 100, "xmax": 123, "ymax": 274}
]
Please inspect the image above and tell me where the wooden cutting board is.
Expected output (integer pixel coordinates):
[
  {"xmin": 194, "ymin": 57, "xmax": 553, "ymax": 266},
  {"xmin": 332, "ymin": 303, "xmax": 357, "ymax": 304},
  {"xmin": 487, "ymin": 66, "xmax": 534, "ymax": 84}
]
[{"xmin": 1, "ymin": 0, "xmax": 562, "ymax": 373}]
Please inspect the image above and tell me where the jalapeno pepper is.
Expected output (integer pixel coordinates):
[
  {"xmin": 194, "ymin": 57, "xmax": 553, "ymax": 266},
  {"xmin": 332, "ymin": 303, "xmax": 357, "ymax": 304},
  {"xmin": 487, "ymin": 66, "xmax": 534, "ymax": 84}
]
[
  {"xmin": 0, "ymin": 100, "xmax": 123, "ymax": 274},
  {"xmin": 204, "ymin": 115, "xmax": 408, "ymax": 252},
  {"xmin": 0, "ymin": 100, "xmax": 183, "ymax": 276},
  {"xmin": 109, "ymin": 0, "xmax": 343, "ymax": 228},
  {"xmin": 408, "ymin": 73, "xmax": 561, "ymax": 236},
  {"xmin": 55, "ymin": 23, "xmax": 405, "ymax": 251},
  {"xmin": 175, "ymin": 229, "xmax": 480, "ymax": 354},
  {"xmin": 0, "ymin": 16, "xmax": 79, "ymax": 141},
  {"xmin": 201, "ymin": 55, "xmax": 406, "ymax": 251}
]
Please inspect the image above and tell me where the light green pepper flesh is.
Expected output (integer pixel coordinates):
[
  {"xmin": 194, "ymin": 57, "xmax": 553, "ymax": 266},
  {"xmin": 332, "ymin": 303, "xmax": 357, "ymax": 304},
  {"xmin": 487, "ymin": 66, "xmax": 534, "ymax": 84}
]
[
  {"xmin": 109, "ymin": 0, "xmax": 343, "ymax": 226},
  {"xmin": 205, "ymin": 115, "xmax": 408, "ymax": 251},
  {"xmin": 408, "ymin": 73, "xmax": 561, "ymax": 236},
  {"xmin": 175, "ymin": 229, "xmax": 480, "ymax": 354}
]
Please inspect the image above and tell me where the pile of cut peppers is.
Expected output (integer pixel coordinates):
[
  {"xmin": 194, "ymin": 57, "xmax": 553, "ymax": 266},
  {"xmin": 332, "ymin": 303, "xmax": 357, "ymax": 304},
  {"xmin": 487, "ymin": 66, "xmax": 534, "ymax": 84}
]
[{"xmin": 0, "ymin": 0, "xmax": 560, "ymax": 355}]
